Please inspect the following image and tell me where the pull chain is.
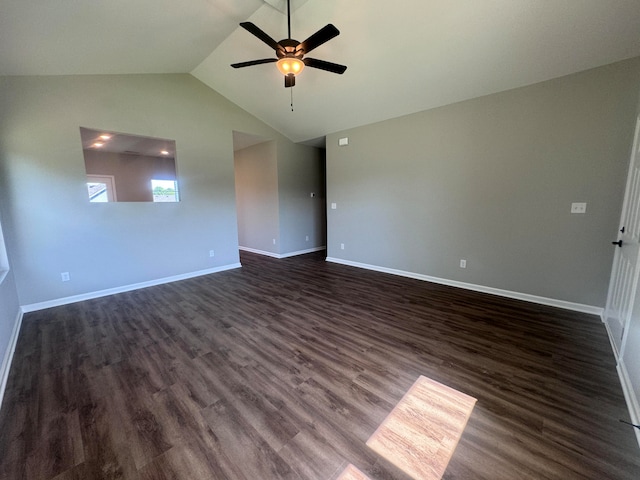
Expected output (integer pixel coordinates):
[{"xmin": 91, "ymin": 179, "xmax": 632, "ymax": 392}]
[{"xmin": 290, "ymin": 87, "xmax": 294, "ymax": 112}]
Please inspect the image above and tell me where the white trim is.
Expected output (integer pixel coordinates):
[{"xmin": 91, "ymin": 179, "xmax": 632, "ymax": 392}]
[
  {"xmin": 239, "ymin": 246, "xmax": 326, "ymax": 259},
  {"xmin": 325, "ymin": 257, "xmax": 602, "ymax": 315},
  {"xmin": 0, "ymin": 219, "xmax": 10, "ymax": 273},
  {"xmin": 239, "ymin": 246, "xmax": 281, "ymax": 258},
  {"xmin": 87, "ymin": 174, "xmax": 117, "ymax": 202},
  {"xmin": 21, "ymin": 263, "xmax": 242, "ymax": 313},
  {"xmin": 602, "ymin": 314, "xmax": 621, "ymax": 360},
  {"xmin": 617, "ymin": 359, "xmax": 640, "ymax": 449},
  {"xmin": 0, "ymin": 309, "xmax": 23, "ymax": 410},
  {"xmin": 279, "ymin": 247, "xmax": 326, "ymax": 258}
]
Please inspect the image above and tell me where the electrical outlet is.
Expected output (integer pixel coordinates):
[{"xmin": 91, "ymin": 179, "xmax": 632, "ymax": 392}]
[
  {"xmin": 571, "ymin": 202, "xmax": 587, "ymax": 214},
  {"xmin": 331, "ymin": 203, "xmax": 337, "ymax": 209},
  {"xmin": 460, "ymin": 259, "xmax": 467, "ymax": 269},
  {"xmin": 209, "ymin": 250, "xmax": 215, "ymax": 257},
  {"xmin": 340, "ymin": 243, "xmax": 345, "ymax": 250},
  {"xmin": 61, "ymin": 272, "xmax": 70, "ymax": 282},
  {"xmin": 305, "ymin": 235, "xmax": 309, "ymax": 241},
  {"xmin": 273, "ymin": 238, "xmax": 276, "ymax": 245}
]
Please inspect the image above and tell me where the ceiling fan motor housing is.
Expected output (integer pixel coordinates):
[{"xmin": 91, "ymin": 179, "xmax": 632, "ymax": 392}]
[{"xmin": 277, "ymin": 39, "xmax": 304, "ymax": 59}]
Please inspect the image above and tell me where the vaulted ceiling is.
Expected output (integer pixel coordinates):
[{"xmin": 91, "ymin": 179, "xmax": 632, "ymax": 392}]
[{"xmin": 2, "ymin": 0, "xmax": 640, "ymax": 145}]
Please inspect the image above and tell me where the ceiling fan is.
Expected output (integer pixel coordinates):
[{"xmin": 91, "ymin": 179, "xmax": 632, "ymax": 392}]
[{"xmin": 231, "ymin": 0, "xmax": 347, "ymax": 88}]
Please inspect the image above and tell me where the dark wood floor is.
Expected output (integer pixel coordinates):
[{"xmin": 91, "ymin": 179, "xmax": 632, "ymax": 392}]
[{"xmin": 1, "ymin": 251, "xmax": 639, "ymax": 479}]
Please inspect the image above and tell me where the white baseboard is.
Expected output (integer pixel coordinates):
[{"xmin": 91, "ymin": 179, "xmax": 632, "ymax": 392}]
[
  {"xmin": 279, "ymin": 247, "xmax": 326, "ymax": 258},
  {"xmin": 0, "ymin": 309, "xmax": 23, "ymax": 410},
  {"xmin": 617, "ymin": 360, "xmax": 640, "ymax": 448},
  {"xmin": 325, "ymin": 257, "xmax": 603, "ymax": 316},
  {"xmin": 238, "ymin": 246, "xmax": 280, "ymax": 258},
  {"xmin": 21, "ymin": 263, "xmax": 242, "ymax": 313},
  {"xmin": 602, "ymin": 316, "xmax": 621, "ymax": 360},
  {"xmin": 239, "ymin": 246, "xmax": 326, "ymax": 259}
]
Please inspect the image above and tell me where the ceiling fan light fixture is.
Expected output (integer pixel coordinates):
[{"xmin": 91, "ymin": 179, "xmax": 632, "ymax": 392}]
[
  {"xmin": 232, "ymin": 0, "xmax": 346, "ymax": 89},
  {"xmin": 276, "ymin": 57, "xmax": 305, "ymax": 76}
]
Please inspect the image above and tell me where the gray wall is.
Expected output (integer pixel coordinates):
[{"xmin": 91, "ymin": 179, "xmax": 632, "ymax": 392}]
[
  {"xmin": 235, "ymin": 141, "xmax": 280, "ymax": 253},
  {"xmin": 326, "ymin": 58, "xmax": 640, "ymax": 308},
  {"xmin": 0, "ymin": 74, "xmax": 296, "ymax": 307}
]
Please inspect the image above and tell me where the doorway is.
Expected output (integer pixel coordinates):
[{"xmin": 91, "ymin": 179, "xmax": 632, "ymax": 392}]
[{"xmin": 232, "ymin": 130, "xmax": 327, "ymax": 258}]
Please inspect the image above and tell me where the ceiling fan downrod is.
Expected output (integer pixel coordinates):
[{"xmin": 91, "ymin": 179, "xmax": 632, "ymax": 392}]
[{"xmin": 287, "ymin": 0, "xmax": 292, "ymax": 39}]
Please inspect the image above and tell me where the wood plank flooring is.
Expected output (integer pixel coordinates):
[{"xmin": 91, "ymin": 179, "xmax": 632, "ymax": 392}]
[
  {"xmin": 366, "ymin": 375, "xmax": 476, "ymax": 480},
  {"xmin": 1, "ymin": 251, "xmax": 639, "ymax": 479}
]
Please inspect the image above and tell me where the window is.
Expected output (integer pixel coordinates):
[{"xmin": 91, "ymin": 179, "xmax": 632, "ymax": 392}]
[
  {"xmin": 87, "ymin": 175, "xmax": 117, "ymax": 202},
  {"xmin": 0, "ymin": 218, "xmax": 9, "ymax": 284},
  {"xmin": 151, "ymin": 179, "xmax": 179, "ymax": 203}
]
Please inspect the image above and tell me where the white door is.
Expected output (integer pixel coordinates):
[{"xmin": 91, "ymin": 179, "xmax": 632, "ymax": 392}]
[
  {"xmin": 605, "ymin": 114, "xmax": 640, "ymax": 358},
  {"xmin": 87, "ymin": 175, "xmax": 117, "ymax": 202}
]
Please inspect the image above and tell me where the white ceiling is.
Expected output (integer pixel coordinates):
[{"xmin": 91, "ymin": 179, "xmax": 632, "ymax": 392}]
[{"xmin": 2, "ymin": 1, "xmax": 640, "ymax": 146}]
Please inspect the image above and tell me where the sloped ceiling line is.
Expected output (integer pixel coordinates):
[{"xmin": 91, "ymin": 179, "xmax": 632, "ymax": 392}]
[{"xmin": 1, "ymin": 0, "xmax": 640, "ymax": 145}]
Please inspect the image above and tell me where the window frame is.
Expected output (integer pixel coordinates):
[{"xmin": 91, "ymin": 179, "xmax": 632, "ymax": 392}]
[{"xmin": 0, "ymin": 218, "xmax": 9, "ymax": 285}]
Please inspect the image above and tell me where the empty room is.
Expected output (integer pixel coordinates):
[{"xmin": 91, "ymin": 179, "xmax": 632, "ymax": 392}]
[{"xmin": 1, "ymin": 1, "xmax": 640, "ymax": 479}]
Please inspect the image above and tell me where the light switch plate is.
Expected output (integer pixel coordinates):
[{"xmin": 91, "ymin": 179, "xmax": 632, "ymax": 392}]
[
  {"xmin": 338, "ymin": 137, "xmax": 349, "ymax": 146},
  {"xmin": 571, "ymin": 202, "xmax": 587, "ymax": 214}
]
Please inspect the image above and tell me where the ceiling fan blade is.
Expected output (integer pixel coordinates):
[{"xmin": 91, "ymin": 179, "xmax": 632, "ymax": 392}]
[
  {"xmin": 298, "ymin": 24, "xmax": 340, "ymax": 54},
  {"xmin": 303, "ymin": 58, "xmax": 347, "ymax": 74},
  {"xmin": 239, "ymin": 22, "xmax": 280, "ymax": 51},
  {"xmin": 231, "ymin": 58, "xmax": 277, "ymax": 69}
]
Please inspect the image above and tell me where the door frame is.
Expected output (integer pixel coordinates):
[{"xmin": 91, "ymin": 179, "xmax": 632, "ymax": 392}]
[
  {"xmin": 87, "ymin": 174, "xmax": 118, "ymax": 202},
  {"xmin": 604, "ymin": 113, "xmax": 640, "ymax": 361}
]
